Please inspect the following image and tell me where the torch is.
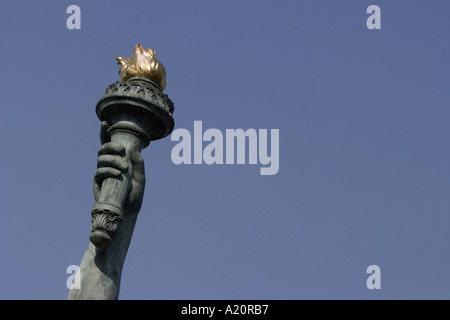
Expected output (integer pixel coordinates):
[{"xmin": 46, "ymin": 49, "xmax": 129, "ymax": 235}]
[{"xmin": 89, "ymin": 44, "xmax": 175, "ymax": 248}]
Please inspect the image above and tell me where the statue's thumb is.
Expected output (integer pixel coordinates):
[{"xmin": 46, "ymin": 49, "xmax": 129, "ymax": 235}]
[{"xmin": 100, "ymin": 121, "xmax": 111, "ymax": 145}]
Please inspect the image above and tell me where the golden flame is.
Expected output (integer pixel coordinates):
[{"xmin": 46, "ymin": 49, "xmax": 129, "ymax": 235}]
[{"xmin": 116, "ymin": 44, "xmax": 166, "ymax": 91}]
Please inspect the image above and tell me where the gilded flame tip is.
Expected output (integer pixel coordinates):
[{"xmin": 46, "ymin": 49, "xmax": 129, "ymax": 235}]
[{"xmin": 116, "ymin": 44, "xmax": 166, "ymax": 91}]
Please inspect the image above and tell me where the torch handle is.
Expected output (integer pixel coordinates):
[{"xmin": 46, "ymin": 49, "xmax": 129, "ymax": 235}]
[
  {"xmin": 90, "ymin": 130, "xmax": 143, "ymax": 248},
  {"xmin": 96, "ymin": 131, "xmax": 141, "ymax": 215}
]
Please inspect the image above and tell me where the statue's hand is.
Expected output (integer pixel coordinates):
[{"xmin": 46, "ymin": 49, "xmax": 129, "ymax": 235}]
[{"xmin": 93, "ymin": 121, "xmax": 146, "ymax": 216}]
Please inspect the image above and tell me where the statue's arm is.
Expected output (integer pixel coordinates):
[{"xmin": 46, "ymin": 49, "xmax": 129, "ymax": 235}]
[{"xmin": 68, "ymin": 122, "xmax": 146, "ymax": 300}]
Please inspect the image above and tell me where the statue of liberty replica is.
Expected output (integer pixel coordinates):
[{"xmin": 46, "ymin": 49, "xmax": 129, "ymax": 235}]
[{"xmin": 68, "ymin": 44, "xmax": 175, "ymax": 299}]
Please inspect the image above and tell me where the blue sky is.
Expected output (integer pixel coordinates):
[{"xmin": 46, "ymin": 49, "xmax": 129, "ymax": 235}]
[{"xmin": 0, "ymin": 0, "xmax": 449, "ymax": 299}]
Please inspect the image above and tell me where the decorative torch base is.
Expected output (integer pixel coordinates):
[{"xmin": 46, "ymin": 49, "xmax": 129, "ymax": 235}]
[{"xmin": 90, "ymin": 206, "xmax": 124, "ymax": 248}]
